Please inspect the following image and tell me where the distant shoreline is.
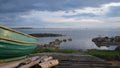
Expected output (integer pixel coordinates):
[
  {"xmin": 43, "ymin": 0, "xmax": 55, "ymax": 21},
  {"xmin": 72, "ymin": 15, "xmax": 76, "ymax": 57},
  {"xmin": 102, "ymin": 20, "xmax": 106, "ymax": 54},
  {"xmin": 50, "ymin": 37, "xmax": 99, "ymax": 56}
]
[
  {"xmin": 29, "ymin": 33, "xmax": 64, "ymax": 37},
  {"xmin": 12, "ymin": 27, "xmax": 33, "ymax": 29}
]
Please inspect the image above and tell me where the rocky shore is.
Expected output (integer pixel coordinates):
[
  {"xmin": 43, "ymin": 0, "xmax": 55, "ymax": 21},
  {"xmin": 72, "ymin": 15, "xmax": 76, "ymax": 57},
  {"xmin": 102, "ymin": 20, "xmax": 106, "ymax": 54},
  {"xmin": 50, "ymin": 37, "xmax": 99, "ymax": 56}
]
[
  {"xmin": 36, "ymin": 38, "xmax": 72, "ymax": 50},
  {"xmin": 92, "ymin": 36, "xmax": 120, "ymax": 47},
  {"xmin": 30, "ymin": 34, "xmax": 120, "ymax": 68}
]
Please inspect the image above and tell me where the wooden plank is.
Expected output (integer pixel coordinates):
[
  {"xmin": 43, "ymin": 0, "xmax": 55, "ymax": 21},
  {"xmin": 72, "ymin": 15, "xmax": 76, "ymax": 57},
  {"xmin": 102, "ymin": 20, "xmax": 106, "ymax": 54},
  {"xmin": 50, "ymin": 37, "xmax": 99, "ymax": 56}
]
[
  {"xmin": 0, "ymin": 56, "xmax": 39, "ymax": 68},
  {"xmin": 39, "ymin": 59, "xmax": 59, "ymax": 68},
  {"xmin": 18, "ymin": 56, "xmax": 53, "ymax": 68},
  {"xmin": 0, "ymin": 59, "xmax": 28, "ymax": 68}
]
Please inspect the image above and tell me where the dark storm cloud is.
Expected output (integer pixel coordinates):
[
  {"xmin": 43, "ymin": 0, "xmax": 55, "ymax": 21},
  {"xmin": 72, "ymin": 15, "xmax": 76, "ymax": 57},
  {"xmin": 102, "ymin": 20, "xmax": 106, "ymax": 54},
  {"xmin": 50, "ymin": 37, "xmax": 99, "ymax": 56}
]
[{"xmin": 0, "ymin": 0, "xmax": 120, "ymax": 13}]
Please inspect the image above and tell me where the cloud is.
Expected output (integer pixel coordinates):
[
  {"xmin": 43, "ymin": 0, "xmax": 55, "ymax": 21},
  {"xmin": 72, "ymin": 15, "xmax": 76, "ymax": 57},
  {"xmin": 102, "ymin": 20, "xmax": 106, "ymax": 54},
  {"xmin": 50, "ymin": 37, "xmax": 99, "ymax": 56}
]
[
  {"xmin": 0, "ymin": 10, "xmax": 103, "ymax": 28},
  {"xmin": 42, "ymin": 16, "xmax": 102, "ymax": 23},
  {"xmin": 0, "ymin": 0, "xmax": 120, "ymax": 13},
  {"xmin": 63, "ymin": 13, "xmax": 98, "ymax": 18},
  {"xmin": 0, "ymin": 0, "xmax": 120, "ymax": 28},
  {"xmin": 62, "ymin": 2, "xmax": 120, "ymax": 18}
]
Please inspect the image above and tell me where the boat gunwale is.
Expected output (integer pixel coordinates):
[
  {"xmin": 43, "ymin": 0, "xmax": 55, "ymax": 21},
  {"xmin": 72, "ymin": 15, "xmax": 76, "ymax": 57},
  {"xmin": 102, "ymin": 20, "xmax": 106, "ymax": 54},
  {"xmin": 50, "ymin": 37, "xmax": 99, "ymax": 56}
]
[
  {"xmin": 0, "ymin": 37, "xmax": 37, "ymax": 44},
  {"xmin": 0, "ymin": 26, "xmax": 37, "ymax": 39}
]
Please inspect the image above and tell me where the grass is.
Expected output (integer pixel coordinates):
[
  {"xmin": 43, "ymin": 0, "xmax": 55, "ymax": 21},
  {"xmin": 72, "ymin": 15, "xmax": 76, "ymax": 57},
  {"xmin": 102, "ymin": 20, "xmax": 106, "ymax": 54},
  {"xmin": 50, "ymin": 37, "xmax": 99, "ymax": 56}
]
[
  {"xmin": 32, "ymin": 48, "xmax": 120, "ymax": 60},
  {"xmin": 32, "ymin": 48, "xmax": 85, "ymax": 54},
  {"xmin": 86, "ymin": 49, "xmax": 120, "ymax": 60}
]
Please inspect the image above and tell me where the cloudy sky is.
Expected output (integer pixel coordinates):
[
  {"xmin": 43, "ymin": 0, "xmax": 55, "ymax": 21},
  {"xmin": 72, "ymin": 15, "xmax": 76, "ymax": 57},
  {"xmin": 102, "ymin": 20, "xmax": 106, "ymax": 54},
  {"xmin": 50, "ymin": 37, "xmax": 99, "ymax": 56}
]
[{"xmin": 0, "ymin": 0, "xmax": 120, "ymax": 28}]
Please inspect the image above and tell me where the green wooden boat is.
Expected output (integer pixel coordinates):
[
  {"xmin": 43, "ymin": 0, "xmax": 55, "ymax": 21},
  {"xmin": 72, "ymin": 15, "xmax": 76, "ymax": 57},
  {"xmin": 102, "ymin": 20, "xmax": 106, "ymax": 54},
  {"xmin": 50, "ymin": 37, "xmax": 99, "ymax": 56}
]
[{"xmin": 0, "ymin": 26, "xmax": 37, "ymax": 62}]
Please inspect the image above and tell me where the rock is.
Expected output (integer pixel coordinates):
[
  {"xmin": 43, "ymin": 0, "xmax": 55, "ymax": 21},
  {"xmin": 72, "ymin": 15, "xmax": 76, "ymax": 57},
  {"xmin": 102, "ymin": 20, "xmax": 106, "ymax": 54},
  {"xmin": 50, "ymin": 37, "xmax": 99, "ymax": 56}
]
[
  {"xmin": 55, "ymin": 39, "xmax": 60, "ymax": 42},
  {"xmin": 63, "ymin": 39, "xmax": 67, "ymax": 42},
  {"xmin": 68, "ymin": 38, "xmax": 72, "ymax": 41},
  {"xmin": 92, "ymin": 36, "xmax": 120, "ymax": 48}
]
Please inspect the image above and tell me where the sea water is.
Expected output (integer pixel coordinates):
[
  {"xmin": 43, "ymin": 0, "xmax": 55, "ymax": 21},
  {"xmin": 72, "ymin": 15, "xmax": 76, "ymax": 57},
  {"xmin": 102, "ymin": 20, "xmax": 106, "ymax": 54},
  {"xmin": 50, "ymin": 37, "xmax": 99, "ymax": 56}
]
[{"xmin": 15, "ymin": 28, "xmax": 120, "ymax": 50}]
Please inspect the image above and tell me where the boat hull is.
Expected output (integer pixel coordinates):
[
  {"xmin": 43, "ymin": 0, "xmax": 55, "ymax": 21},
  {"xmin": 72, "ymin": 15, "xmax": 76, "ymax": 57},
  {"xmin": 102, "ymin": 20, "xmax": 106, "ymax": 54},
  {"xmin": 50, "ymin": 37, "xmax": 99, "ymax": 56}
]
[
  {"xmin": 0, "ymin": 26, "xmax": 37, "ymax": 43},
  {"xmin": 0, "ymin": 26, "xmax": 37, "ymax": 61},
  {"xmin": 0, "ymin": 40, "xmax": 36, "ymax": 59}
]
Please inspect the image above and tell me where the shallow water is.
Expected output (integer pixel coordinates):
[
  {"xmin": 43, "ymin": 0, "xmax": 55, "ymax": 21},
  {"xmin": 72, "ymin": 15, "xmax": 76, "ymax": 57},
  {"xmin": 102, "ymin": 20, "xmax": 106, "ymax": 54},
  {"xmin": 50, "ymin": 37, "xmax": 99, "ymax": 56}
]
[{"xmin": 15, "ymin": 28, "xmax": 120, "ymax": 50}]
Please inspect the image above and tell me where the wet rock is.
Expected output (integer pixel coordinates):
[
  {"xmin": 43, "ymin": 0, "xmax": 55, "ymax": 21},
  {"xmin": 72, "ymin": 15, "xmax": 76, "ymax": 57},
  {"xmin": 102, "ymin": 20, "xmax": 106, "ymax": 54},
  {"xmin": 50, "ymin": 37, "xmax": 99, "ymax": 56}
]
[
  {"xmin": 63, "ymin": 39, "xmax": 67, "ymax": 42},
  {"xmin": 92, "ymin": 36, "xmax": 120, "ymax": 48},
  {"xmin": 55, "ymin": 39, "xmax": 60, "ymax": 42},
  {"xmin": 36, "ymin": 38, "xmax": 73, "ymax": 50},
  {"xmin": 68, "ymin": 38, "xmax": 72, "ymax": 41}
]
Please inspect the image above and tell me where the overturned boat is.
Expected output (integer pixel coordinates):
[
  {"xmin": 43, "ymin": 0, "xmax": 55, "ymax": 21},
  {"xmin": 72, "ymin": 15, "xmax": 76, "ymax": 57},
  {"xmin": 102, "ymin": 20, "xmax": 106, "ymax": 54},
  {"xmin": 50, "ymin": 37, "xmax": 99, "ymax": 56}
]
[{"xmin": 0, "ymin": 26, "xmax": 37, "ymax": 62}]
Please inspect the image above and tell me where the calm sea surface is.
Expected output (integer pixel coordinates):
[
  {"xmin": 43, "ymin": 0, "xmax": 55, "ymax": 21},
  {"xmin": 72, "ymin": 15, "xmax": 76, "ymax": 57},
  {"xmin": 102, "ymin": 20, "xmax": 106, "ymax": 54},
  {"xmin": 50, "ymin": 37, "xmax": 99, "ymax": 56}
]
[{"xmin": 15, "ymin": 28, "xmax": 120, "ymax": 50}]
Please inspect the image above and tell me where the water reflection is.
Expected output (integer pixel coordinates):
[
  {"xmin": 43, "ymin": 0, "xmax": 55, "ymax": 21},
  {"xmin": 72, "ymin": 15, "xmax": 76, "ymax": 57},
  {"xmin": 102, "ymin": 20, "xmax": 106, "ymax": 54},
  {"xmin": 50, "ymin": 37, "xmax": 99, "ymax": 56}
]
[{"xmin": 15, "ymin": 28, "xmax": 120, "ymax": 50}]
